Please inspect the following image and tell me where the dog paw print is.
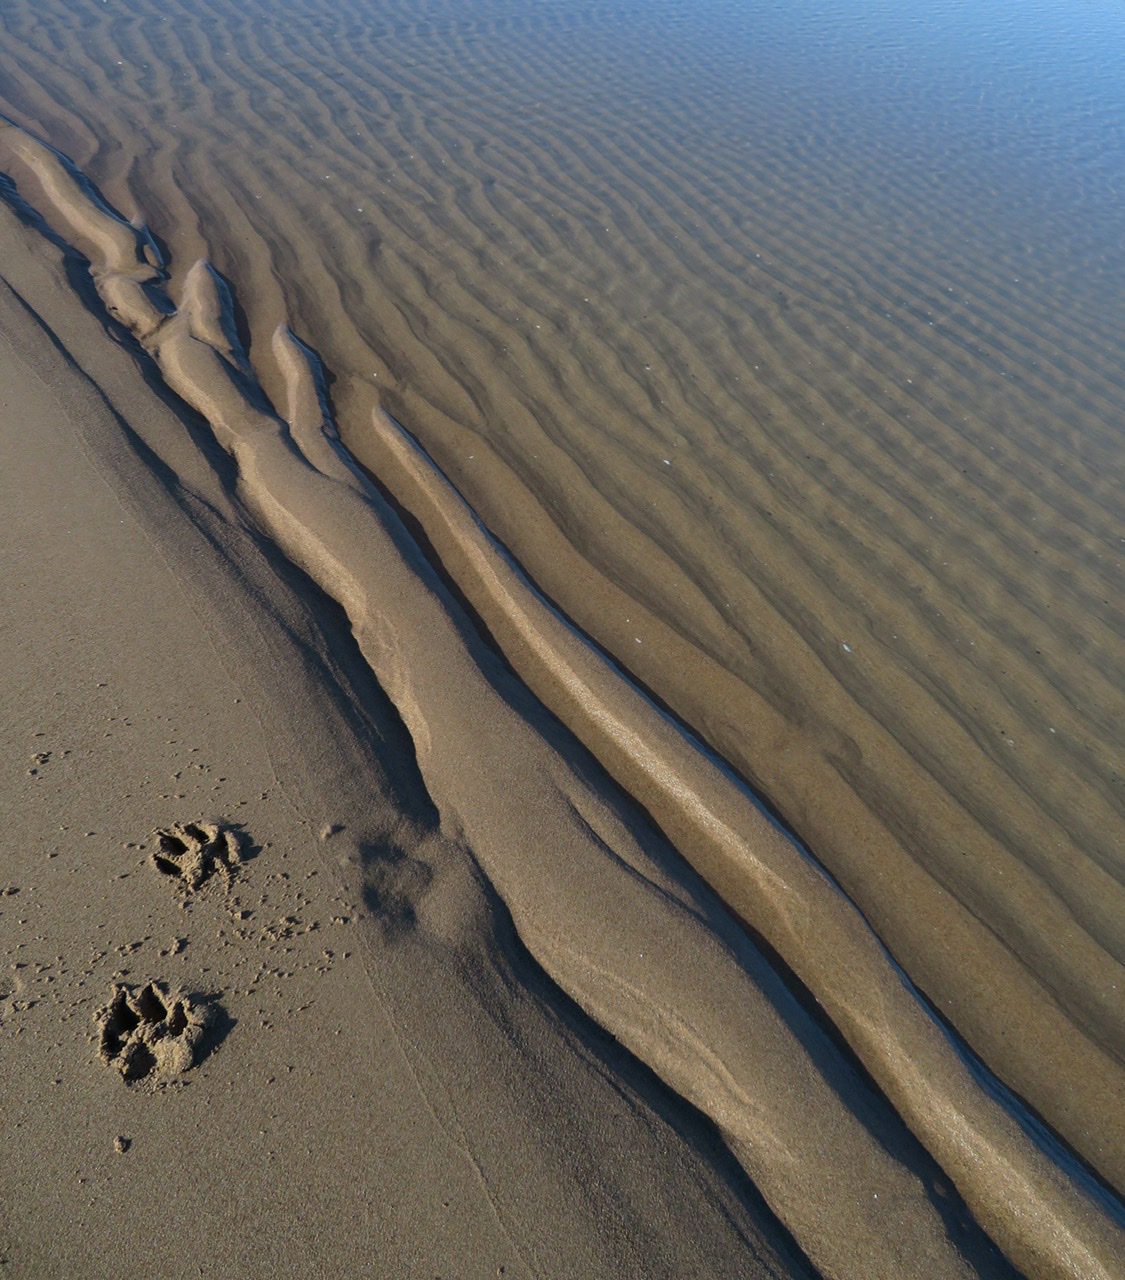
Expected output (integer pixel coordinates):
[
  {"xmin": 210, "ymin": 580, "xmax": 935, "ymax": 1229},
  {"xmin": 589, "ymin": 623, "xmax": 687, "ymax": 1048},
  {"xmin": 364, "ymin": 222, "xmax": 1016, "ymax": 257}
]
[
  {"xmin": 95, "ymin": 982, "xmax": 209, "ymax": 1083},
  {"xmin": 151, "ymin": 821, "xmax": 242, "ymax": 889}
]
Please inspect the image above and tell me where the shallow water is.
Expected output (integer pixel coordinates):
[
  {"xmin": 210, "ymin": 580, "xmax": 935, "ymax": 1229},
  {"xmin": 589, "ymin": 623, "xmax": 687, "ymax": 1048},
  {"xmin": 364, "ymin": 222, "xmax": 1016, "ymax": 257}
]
[{"xmin": 2, "ymin": 0, "xmax": 1123, "ymax": 1217}]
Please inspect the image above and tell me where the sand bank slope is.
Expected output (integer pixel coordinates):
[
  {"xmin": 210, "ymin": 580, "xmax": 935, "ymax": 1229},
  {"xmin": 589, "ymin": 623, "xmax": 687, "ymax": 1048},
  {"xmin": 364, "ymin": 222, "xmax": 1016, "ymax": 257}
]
[
  {"xmin": 3, "ymin": 121, "xmax": 1122, "ymax": 1279},
  {"xmin": 0, "ymin": 173, "xmax": 812, "ymax": 1278},
  {"xmin": 1, "ymin": 0, "xmax": 1122, "ymax": 1213}
]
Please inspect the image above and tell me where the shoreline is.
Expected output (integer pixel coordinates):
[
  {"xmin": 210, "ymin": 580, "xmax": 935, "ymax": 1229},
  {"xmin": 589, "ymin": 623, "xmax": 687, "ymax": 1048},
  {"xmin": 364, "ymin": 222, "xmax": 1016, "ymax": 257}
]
[
  {"xmin": 0, "ymin": 161, "xmax": 810, "ymax": 1280},
  {"xmin": 2, "ymin": 119, "xmax": 1123, "ymax": 1278},
  {"xmin": 2, "ymin": 0, "xmax": 1122, "ymax": 1216}
]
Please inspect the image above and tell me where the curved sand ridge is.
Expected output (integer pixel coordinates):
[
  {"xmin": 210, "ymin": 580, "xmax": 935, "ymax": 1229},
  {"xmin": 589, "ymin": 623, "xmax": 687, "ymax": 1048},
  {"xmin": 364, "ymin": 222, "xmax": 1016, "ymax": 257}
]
[
  {"xmin": 1, "ymin": 0, "xmax": 1122, "ymax": 1205},
  {"xmin": 0, "ymin": 202, "xmax": 816, "ymax": 1280},
  {"xmin": 3, "ymin": 119, "xmax": 1123, "ymax": 1280}
]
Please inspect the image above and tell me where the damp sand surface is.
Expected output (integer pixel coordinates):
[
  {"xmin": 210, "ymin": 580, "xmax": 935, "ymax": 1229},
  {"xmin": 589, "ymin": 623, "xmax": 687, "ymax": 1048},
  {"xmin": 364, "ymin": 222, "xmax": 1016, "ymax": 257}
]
[
  {"xmin": 1, "ymin": 0, "xmax": 1124, "ymax": 1275},
  {"xmin": 0, "ymin": 201, "xmax": 811, "ymax": 1279}
]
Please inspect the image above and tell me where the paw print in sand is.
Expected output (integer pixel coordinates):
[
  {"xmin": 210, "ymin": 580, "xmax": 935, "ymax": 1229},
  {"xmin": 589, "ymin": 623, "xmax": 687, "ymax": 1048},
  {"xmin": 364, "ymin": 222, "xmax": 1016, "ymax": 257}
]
[
  {"xmin": 151, "ymin": 820, "xmax": 242, "ymax": 889},
  {"xmin": 96, "ymin": 982, "xmax": 209, "ymax": 1083}
]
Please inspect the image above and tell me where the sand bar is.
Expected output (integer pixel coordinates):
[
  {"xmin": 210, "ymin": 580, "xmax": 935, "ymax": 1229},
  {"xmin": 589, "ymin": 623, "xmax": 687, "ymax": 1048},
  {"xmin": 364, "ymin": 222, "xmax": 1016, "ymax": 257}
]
[
  {"xmin": 0, "ymin": 185, "xmax": 811, "ymax": 1279},
  {"xmin": 3, "ymin": 118, "xmax": 1124, "ymax": 1278}
]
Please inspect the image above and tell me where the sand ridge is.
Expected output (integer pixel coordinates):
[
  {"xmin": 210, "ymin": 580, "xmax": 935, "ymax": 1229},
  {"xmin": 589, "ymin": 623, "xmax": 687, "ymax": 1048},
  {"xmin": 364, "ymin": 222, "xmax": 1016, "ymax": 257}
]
[
  {"xmin": 0, "ymin": 187, "xmax": 813, "ymax": 1279},
  {"xmin": 2, "ymin": 118, "xmax": 1123, "ymax": 1277},
  {"xmin": 0, "ymin": 0, "xmax": 1119, "ymax": 1206}
]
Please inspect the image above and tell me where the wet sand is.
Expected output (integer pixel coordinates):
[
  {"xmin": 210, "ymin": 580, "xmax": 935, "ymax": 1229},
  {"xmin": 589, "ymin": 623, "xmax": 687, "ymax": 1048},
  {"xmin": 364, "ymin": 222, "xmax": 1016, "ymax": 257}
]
[
  {"xmin": 1, "ymin": 0, "xmax": 1124, "ymax": 1274},
  {"xmin": 0, "ymin": 182, "xmax": 816, "ymax": 1279},
  {"xmin": 1, "ymin": 115, "xmax": 1122, "ymax": 1279}
]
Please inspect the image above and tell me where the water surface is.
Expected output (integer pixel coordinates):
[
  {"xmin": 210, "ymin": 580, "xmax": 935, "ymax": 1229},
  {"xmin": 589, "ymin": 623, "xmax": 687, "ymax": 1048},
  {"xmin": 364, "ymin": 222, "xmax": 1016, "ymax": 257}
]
[{"xmin": 2, "ymin": 0, "xmax": 1123, "ymax": 1203}]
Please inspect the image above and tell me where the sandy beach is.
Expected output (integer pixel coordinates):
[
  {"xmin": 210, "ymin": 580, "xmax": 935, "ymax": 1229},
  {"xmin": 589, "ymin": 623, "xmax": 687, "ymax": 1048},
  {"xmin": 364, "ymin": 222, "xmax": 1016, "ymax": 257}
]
[
  {"xmin": 1, "ymin": 116, "xmax": 1122, "ymax": 1279},
  {"xmin": 0, "ymin": 172, "xmax": 821, "ymax": 1279},
  {"xmin": 2, "ymin": 0, "xmax": 1124, "ymax": 1275}
]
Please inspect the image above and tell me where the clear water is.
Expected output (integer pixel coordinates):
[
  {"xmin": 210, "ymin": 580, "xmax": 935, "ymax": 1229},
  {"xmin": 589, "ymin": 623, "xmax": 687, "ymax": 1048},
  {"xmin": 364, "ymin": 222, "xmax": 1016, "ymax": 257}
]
[{"xmin": 2, "ymin": 0, "xmax": 1124, "ymax": 1192}]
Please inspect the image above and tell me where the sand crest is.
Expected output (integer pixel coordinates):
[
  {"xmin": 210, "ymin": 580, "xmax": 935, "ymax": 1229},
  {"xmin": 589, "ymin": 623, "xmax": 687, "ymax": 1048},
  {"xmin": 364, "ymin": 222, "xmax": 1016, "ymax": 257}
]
[
  {"xmin": 0, "ymin": 181, "xmax": 807, "ymax": 1279},
  {"xmin": 2, "ymin": 120, "xmax": 1123, "ymax": 1277}
]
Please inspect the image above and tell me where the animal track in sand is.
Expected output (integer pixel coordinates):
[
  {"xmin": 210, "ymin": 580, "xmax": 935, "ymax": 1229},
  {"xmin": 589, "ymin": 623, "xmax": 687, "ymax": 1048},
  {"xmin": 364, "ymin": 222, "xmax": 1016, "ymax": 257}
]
[
  {"xmin": 95, "ymin": 982, "xmax": 209, "ymax": 1083},
  {"xmin": 150, "ymin": 820, "xmax": 242, "ymax": 889}
]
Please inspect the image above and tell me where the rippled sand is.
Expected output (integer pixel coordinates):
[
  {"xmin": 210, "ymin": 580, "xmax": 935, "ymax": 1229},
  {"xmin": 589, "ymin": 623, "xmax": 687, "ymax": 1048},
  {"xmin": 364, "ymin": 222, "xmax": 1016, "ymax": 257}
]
[{"xmin": 1, "ymin": 0, "xmax": 1123, "ymax": 1274}]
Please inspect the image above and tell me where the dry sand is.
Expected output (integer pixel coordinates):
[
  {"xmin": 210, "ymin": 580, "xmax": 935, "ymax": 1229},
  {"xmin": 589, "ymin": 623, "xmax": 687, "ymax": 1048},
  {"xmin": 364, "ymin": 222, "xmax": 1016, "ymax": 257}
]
[{"xmin": 1, "ymin": 117, "xmax": 1123, "ymax": 1278}]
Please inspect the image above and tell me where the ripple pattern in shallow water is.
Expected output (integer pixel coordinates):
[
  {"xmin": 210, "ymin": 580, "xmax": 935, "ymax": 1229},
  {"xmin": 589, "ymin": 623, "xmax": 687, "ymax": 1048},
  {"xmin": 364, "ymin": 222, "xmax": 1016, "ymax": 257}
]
[{"xmin": 1, "ymin": 0, "xmax": 1123, "ymax": 1214}]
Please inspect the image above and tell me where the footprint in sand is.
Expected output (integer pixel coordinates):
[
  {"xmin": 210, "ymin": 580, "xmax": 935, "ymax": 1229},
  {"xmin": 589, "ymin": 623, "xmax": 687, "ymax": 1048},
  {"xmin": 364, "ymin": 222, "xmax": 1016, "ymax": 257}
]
[
  {"xmin": 150, "ymin": 820, "xmax": 242, "ymax": 889},
  {"xmin": 95, "ymin": 981, "xmax": 210, "ymax": 1083}
]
